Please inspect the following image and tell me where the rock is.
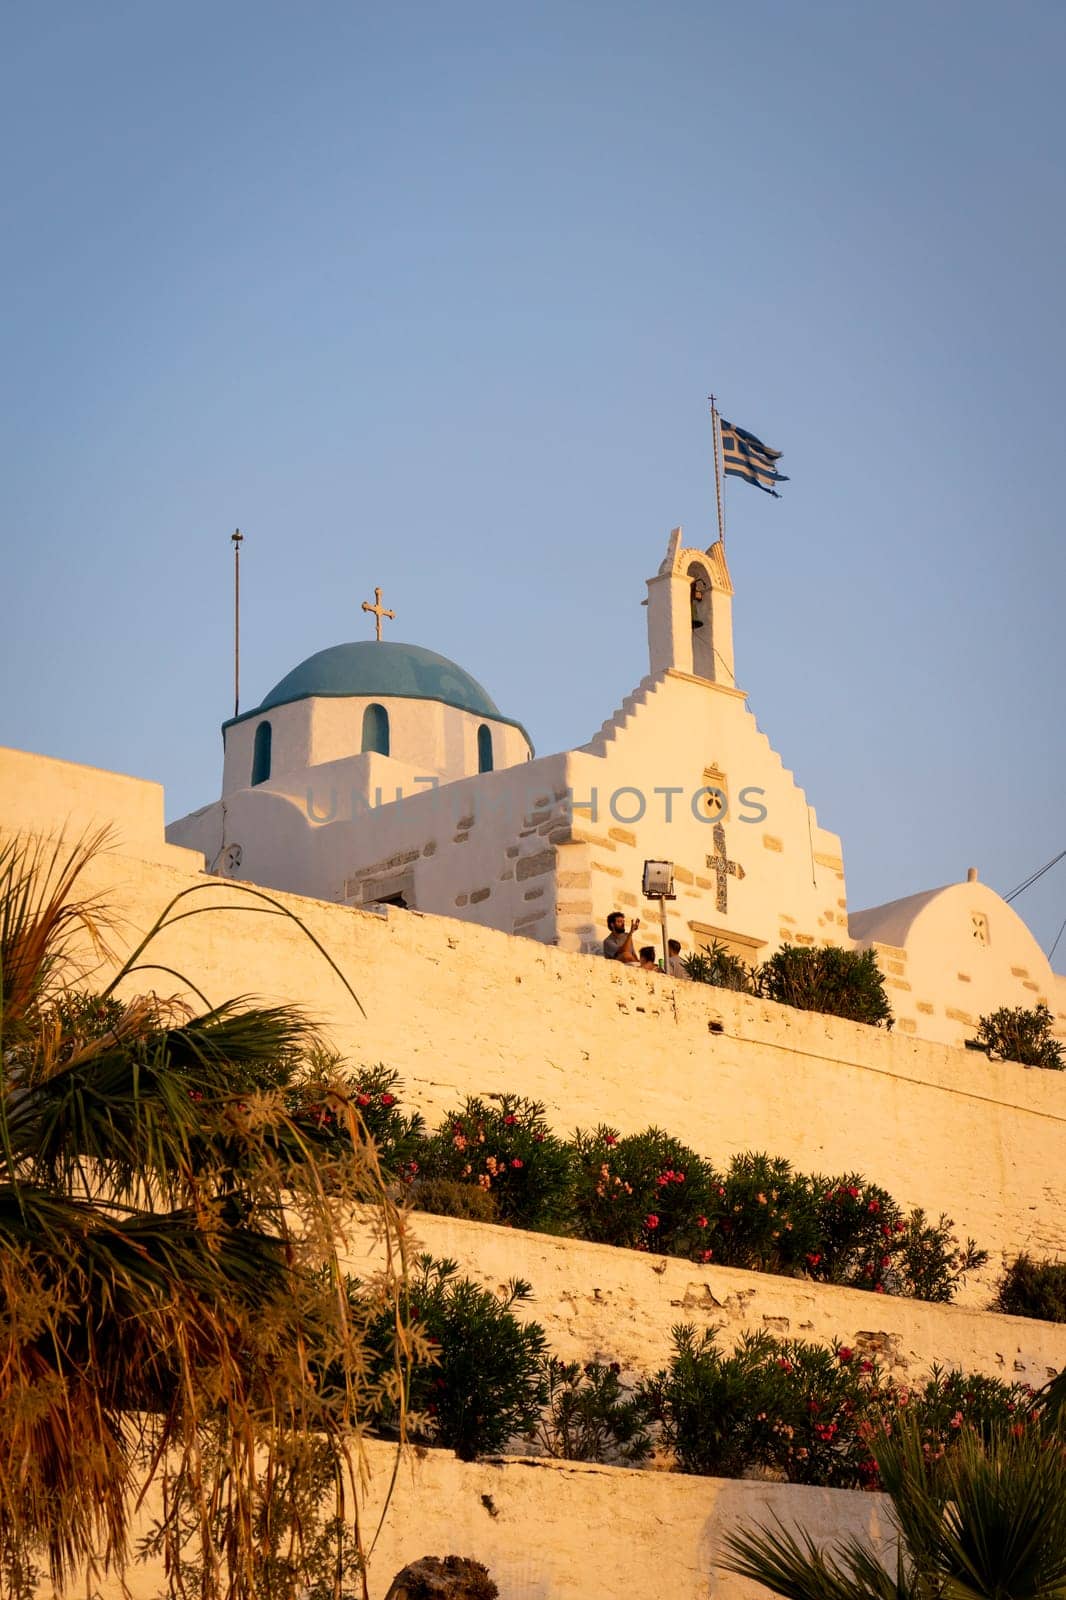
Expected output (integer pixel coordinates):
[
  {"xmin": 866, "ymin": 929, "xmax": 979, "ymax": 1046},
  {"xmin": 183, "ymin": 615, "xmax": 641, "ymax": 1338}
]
[{"xmin": 384, "ymin": 1554, "xmax": 499, "ymax": 1600}]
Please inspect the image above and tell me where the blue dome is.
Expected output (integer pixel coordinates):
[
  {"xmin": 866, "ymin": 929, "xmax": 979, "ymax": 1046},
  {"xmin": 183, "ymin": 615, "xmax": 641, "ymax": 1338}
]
[{"xmin": 250, "ymin": 641, "xmax": 505, "ymax": 720}]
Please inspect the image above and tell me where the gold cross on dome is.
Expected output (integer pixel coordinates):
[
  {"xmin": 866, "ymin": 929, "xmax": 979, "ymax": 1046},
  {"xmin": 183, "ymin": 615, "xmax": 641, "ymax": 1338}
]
[{"xmin": 361, "ymin": 586, "xmax": 395, "ymax": 641}]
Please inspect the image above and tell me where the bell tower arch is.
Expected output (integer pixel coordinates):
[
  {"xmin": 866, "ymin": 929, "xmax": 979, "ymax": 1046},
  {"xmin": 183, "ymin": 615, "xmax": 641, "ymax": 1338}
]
[{"xmin": 645, "ymin": 527, "xmax": 735, "ymax": 685}]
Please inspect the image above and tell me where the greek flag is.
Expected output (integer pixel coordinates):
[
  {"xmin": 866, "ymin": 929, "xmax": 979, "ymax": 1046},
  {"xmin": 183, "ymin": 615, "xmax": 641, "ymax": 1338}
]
[{"xmin": 720, "ymin": 419, "xmax": 788, "ymax": 497}]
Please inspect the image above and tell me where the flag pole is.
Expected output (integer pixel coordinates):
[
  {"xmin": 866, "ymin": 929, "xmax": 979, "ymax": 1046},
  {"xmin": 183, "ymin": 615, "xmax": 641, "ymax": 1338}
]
[
  {"xmin": 709, "ymin": 395, "xmax": 727, "ymax": 548},
  {"xmin": 231, "ymin": 529, "xmax": 243, "ymax": 719}
]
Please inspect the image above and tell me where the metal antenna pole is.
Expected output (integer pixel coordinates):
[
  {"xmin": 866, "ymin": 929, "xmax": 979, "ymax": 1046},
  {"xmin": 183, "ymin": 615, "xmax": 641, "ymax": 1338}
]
[
  {"xmin": 709, "ymin": 394, "xmax": 727, "ymax": 548},
  {"xmin": 232, "ymin": 529, "xmax": 243, "ymax": 718}
]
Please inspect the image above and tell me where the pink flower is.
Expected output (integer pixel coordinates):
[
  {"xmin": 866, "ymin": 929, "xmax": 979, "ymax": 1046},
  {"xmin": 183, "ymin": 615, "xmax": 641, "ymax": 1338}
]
[
  {"xmin": 777, "ymin": 1358, "xmax": 793, "ymax": 1373},
  {"xmin": 604, "ymin": 1134, "xmax": 617, "ymax": 1146},
  {"xmin": 806, "ymin": 1253, "xmax": 822, "ymax": 1267},
  {"xmin": 847, "ymin": 1185, "xmax": 860, "ymax": 1199},
  {"xmin": 511, "ymin": 1158, "xmax": 524, "ymax": 1169},
  {"xmin": 645, "ymin": 1214, "xmax": 660, "ymax": 1229},
  {"xmin": 534, "ymin": 1133, "xmax": 545, "ymax": 1143},
  {"xmin": 696, "ymin": 1216, "xmax": 708, "ymax": 1228},
  {"xmin": 700, "ymin": 1249, "xmax": 714, "ymax": 1262},
  {"xmin": 356, "ymin": 1093, "xmax": 372, "ymax": 1108},
  {"xmin": 380, "ymin": 1092, "xmax": 395, "ymax": 1107},
  {"xmin": 867, "ymin": 1198, "xmax": 880, "ymax": 1213},
  {"xmin": 504, "ymin": 1114, "xmax": 517, "ymax": 1126},
  {"xmin": 838, "ymin": 1347, "xmax": 854, "ymax": 1363},
  {"xmin": 874, "ymin": 1283, "xmax": 886, "ymax": 1294},
  {"xmin": 860, "ymin": 1359, "xmax": 874, "ymax": 1374}
]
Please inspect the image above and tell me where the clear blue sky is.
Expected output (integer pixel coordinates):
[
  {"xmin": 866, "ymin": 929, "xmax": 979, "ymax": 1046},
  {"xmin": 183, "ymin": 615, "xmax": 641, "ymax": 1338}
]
[{"xmin": 2, "ymin": 0, "xmax": 1064, "ymax": 958}]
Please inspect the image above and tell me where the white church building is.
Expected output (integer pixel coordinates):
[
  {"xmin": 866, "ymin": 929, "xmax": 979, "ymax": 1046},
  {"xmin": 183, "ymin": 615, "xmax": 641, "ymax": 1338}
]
[{"xmin": 166, "ymin": 530, "xmax": 1066, "ymax": 1052}]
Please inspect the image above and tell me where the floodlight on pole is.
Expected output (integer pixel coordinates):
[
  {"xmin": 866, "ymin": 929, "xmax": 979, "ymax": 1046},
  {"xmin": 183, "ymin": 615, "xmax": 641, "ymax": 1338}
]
[{"xmin": 642, "ymin": 860, "xmax": 676, "ymax": 974}]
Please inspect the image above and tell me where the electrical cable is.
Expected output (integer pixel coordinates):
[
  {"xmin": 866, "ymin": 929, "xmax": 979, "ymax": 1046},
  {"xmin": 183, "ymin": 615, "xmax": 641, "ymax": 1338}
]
[
  {"xmin": 1048, "ymin": 914, "xmax": 1066, "ymax": 966},
  {"xmin": 1004, "ymin": 849, "xmax": 1066, "ymax": 905}
]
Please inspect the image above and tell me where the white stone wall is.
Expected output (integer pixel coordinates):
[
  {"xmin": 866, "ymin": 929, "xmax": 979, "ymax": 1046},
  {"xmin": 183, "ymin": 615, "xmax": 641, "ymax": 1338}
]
[
  {"xmin": 33, "ymin": 809, "xmax": 1066, "ymax": 1306},
  {"xmin": 107, "ymin": 1443, "xmax": 893, "ymax": 1600},
  {"xmin": 364, "ymin": 1211, "xmax": 1066, "ymax": 1390}
]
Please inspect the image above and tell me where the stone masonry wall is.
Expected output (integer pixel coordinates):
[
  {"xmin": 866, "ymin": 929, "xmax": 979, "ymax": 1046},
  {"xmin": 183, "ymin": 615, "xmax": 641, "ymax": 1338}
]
[{"xmin": 61, "ymin": 840, "xmax": 1066, "ymax": 1308}]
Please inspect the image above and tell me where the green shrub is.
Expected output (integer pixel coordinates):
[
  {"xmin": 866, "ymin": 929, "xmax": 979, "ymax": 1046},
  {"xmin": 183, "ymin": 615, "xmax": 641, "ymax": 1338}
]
[
  {"xmin": 892, "ymin": 1208, "xmax": 988, "ymax": 1303},
  {"xmin": 570, "ymin": 1125, "xmax": 719, "ymax": 1258},
  {"xmin": 810, "ymin": 1175, "xmax": 904, "ymax": 1291},
  {"xmin": 365, "ymin": 1256, "xmax": 549, "ymax": 1460},
  {"xmin": 640, "ymin": 1326, "xmax": 786, "ymax": 1479},
  {"xmin": 643, "ymin": 1328, "xmax": 1031, "ymax": 1489},
  {"xmin": 534, "ymin": 1359, "xmax": 653, "ymax": 1465},
  {"xmin": 974, "ymin": 1005, "xmax": 1064, "ymax": 1070},
  {"xmin": 420, "ymin": 1095, "xmax": 573, "ymax": 1232},
  {"xmin": 682, "ymin": 942, "xmax": 756, "ymax": 993},
  {"xmin": 287, "ymin": 1058, "xmax": 425, "ymax": 1178},
  {"xmin": 642, "ymin": 1328, "xmax": 885, "ymax": 1486},
  {"xmin": 758, "ymin": 944, "xmax": 893, "ymax": 1028},
  {"xmin": 711, "ymin": 1154, "xmax": 819, "ymax": 1276},
  {"xmin": 807, "ymin": 1184, "xmax": 986, "ymax": 1300},
  {"xmin": 995, "ymin": 1254, "xmax": 1066, "ymax": 1322},
  {"xmin": 903, "ymin": 1364, "xmax": 1033, "ymax": 1451},
  {"xmin": 411, "ymin": 1177, "xmax": 500, "ymax": 1223},
  {"xmin": 142, "ymin": 1437, "xmax": 366, "ymax": 1600}
]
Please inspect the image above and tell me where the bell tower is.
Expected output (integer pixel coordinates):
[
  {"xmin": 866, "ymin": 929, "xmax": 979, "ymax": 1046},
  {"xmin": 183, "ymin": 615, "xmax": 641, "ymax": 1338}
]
[{"xmin": 645, "ymin": 526, "xmax": 735, "ymax": 685}]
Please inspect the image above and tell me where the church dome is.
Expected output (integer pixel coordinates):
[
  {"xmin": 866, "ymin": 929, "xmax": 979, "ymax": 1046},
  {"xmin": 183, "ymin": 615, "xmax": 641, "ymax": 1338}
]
[{"xmin": 255, "ymin": 641, "xmax": 505, "ymax": 720}]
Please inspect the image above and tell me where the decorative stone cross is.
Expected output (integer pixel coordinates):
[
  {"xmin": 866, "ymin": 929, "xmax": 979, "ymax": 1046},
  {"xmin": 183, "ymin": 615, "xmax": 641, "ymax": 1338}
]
[
  {"xmin": 706, "ymin": 822, "xmax": 745, "ymax": 914},
  {"xmin": 361, "ymin": 586, "xmax": 395, "ymax": 641}
]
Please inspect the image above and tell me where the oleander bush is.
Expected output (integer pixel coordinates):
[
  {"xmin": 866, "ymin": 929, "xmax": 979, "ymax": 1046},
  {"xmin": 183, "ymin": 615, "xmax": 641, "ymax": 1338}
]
[
  {"xmin": 973, "ymin": 1004, "xmax": 1064, "ymax": 1070},
  {"xmin": 641, "ymin": 1326, "xmax": 1035, "ymax": 1489},
  {"xmin": 808, "ymin": 1174, "xmax": 902, "ymax": 1290},
  {"xmin": 570, "ymin": 1125, "xmax": 718, "ymax": 1256},
  {"xmin": 330, "ymin": 1077, "xmax": 988, "ymax": 1303},
  {"xmin": 758, "ymin": 944, "xmax": 894, "ymax": 1028},
  {"xmin": 418, "ymin": 1095, "xmax": 574, "ymax": 1232},
  {"xmin": 362, "ymin": 1255, "xmax": 549, "ymax": 1461},
  {"xmin": 288, "ymin": 1058, "xmax": 425, "ymax": 1180},
  {"xmin": 892, "ymin": 1206, "xmax": 989, "ymax": 1302},
  {"xmin": 994, "ymin": 1254, "xmax": 1066, "ymax": 1322},
  {"xmin": 711, "ymin": 1153, "xmax": 819, "ymax": 1276},
  {"xmin": 533, "ymin": 1358, "xmax": 653, "ymax": 1465}
]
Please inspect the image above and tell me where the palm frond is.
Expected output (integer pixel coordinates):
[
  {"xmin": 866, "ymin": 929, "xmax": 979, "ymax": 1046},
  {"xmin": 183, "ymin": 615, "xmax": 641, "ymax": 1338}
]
[
  {"xmin": 0, "ymin": 830, "xmax": 410, "ymax": 1598},
  {"xmin": 0, "ymin": 829, "xmax": 115, "ymax": 1033},
  {"xmin": 720, "ymin": 1516, "xmax": 906, "ymax": 1600}
]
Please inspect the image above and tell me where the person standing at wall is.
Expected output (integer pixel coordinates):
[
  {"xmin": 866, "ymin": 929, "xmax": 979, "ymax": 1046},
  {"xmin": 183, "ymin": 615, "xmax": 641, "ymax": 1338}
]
[{"xmin": 603, "ymin": 911, "xmax": 640, "ymax": 963}]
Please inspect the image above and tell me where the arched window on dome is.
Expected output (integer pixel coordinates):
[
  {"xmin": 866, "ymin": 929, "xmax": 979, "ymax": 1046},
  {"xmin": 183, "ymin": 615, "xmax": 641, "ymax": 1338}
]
[
  {"xmin": 251, "ymin": 721, "xmax": 272, "ymax": 786},
  {"xmin": 477, "ymin": 723, "xmax": 494, "ymax": 774},
  {"xmin": 362, "ymin": 703, "xmax": 390, "ymax": 756}
]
